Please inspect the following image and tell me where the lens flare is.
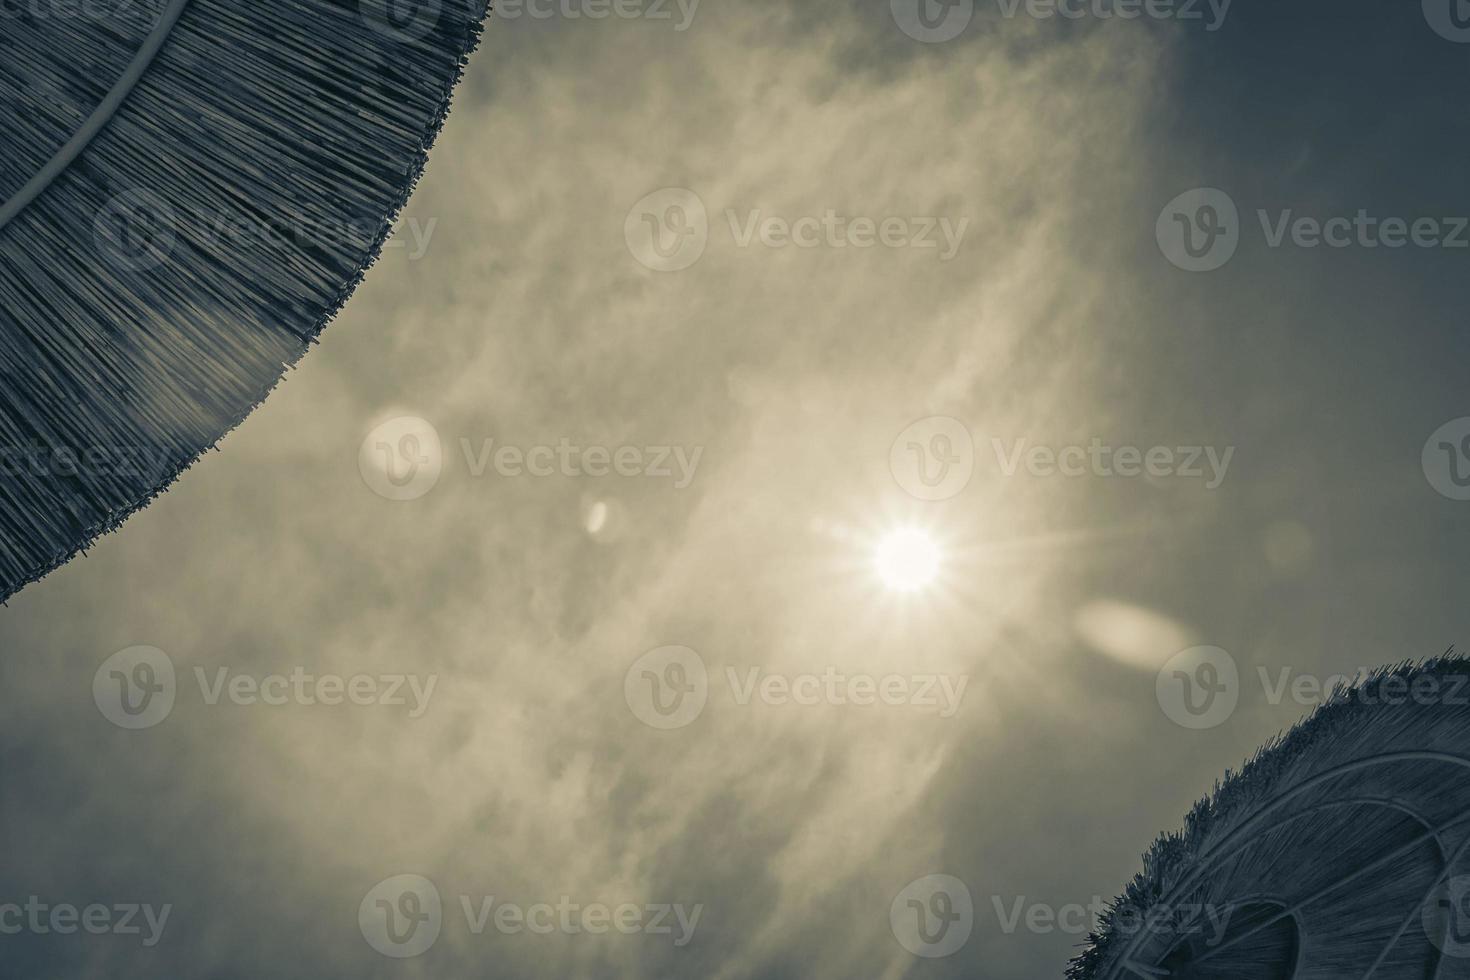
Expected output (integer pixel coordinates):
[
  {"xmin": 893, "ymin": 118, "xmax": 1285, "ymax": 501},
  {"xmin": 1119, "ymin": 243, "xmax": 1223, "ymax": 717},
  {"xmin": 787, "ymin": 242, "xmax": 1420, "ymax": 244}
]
[{"xmin": 873, "ymin": 528, "xmax": 942, "ymax": 593}]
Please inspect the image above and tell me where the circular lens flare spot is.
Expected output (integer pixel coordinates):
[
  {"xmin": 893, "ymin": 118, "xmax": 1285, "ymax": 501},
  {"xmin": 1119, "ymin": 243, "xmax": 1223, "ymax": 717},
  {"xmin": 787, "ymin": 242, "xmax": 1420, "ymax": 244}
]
[{"xmin": 874, "ymin": 528, "xmax": 942, "ymax": 593}]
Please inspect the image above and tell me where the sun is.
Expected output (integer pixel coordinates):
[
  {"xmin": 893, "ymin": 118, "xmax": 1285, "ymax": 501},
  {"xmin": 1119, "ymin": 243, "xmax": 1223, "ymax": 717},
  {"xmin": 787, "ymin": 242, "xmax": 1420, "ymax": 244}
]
[{"xmin": 873, "ymin": 527, "xmax": 943, "ymax": 593}]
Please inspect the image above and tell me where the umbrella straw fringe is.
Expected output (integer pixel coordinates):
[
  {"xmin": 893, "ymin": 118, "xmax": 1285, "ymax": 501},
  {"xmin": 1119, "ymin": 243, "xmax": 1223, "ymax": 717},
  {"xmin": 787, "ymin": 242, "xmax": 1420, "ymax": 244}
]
[{"xmin": 0, "ymin": 0, "xmax": 488, "ymax": 600}]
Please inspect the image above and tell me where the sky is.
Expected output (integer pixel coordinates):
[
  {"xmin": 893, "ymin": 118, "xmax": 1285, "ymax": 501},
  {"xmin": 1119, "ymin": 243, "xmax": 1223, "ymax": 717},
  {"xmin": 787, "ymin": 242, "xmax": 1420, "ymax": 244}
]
[{"xmin": 2, "ymin": 0, "xmax": 1470, "ymax": 977}]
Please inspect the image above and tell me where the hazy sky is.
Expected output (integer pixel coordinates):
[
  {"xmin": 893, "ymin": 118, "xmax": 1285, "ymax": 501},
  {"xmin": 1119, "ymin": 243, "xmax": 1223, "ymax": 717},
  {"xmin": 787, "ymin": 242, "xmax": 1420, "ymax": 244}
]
[{"xmin": 3, "ymin": 1, "xmax": 1470, "ymax": 977}]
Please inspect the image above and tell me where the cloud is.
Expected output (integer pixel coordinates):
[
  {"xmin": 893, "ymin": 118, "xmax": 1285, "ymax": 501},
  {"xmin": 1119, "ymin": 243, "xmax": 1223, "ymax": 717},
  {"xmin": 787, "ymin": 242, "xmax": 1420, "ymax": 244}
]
[{"xmin": 0, "ymin": 5, "xmax": 1268, "ymax": 979}]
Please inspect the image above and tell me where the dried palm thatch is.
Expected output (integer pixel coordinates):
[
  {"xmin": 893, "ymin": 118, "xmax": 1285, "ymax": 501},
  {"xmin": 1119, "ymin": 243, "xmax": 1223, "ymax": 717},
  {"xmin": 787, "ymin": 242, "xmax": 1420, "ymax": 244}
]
[
  {"xmin": 0, "ymin": 0, "xmax": 488, "ymax": 600},
  {"xmin": 1071, "ymin": 653, "xmax": 1470, "ymax": 980}
]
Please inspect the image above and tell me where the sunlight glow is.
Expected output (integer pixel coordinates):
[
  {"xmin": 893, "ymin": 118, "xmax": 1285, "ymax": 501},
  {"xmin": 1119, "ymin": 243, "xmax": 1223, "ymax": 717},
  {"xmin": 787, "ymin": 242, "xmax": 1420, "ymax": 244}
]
[{"xmin": 873, "ymin": 528, "xmax": 942, "ymax": 593}]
